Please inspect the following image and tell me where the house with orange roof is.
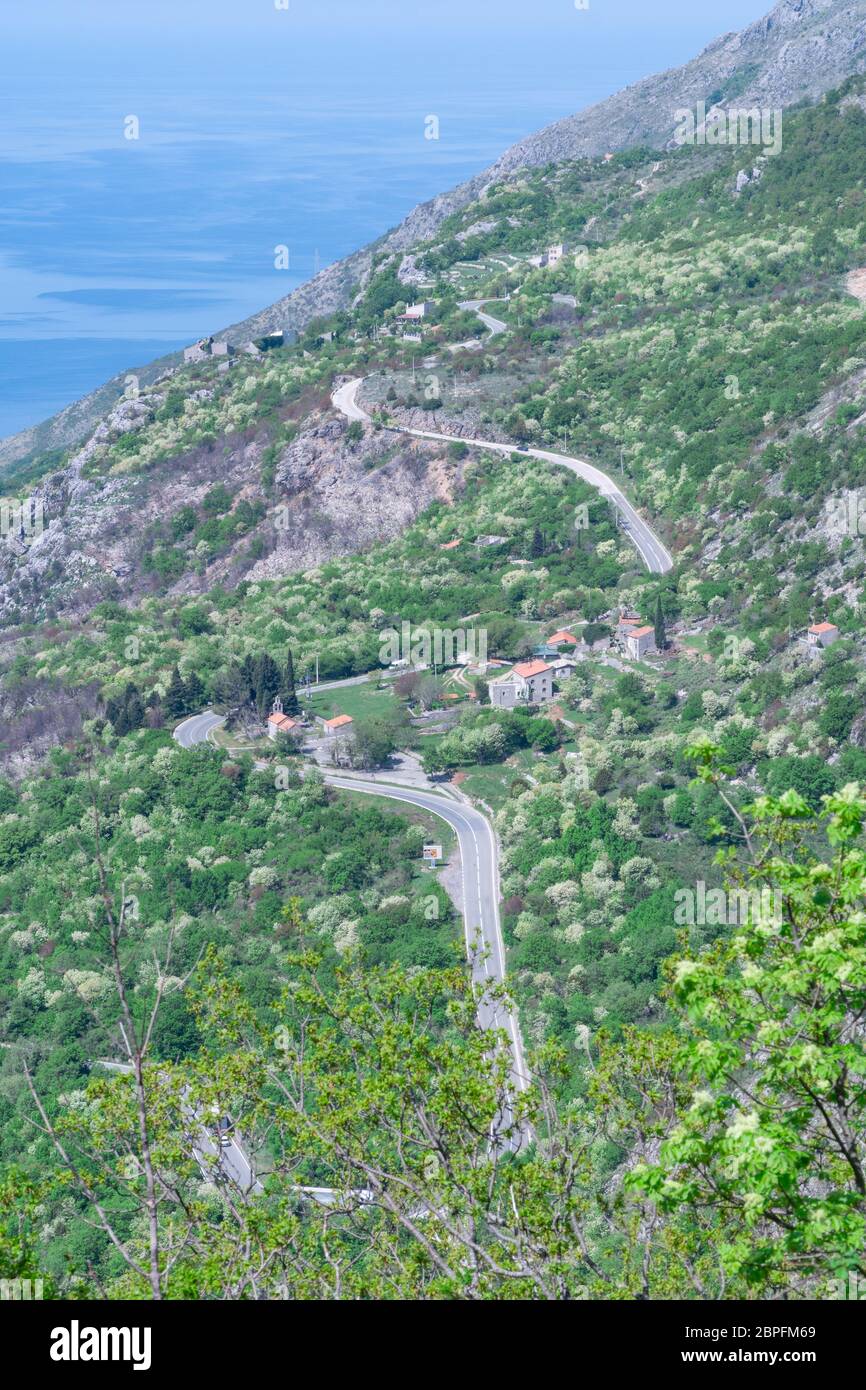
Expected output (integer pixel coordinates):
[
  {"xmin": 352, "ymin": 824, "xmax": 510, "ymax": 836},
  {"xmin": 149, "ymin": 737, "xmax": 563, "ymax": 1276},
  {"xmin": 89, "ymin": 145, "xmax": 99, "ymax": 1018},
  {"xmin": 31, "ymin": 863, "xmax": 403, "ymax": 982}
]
[
  {"xmin": 489, "ymin": 658, "xmax": 553, "ymax": 709},
  {"xmin": 322, "ymin": 714, "xmax": 354, "ymax": 735},
  {"xmin": 267, "ymin": 697, "xmax": 300, "ymax": 742},
  {"xmin": 267, "ymin": 712, "xmax": 299, "ymax": 741},
  {"xmin": 807, "ymin": 621, "xmax": 840, "ymax": 650},
  {"xmin": 547, "ymin": 629, "xmax": 578, "ymax": 647},
  {"xmin": 625, "ymin": 625, "xmax": 656, "ymax": 661},
  {"xmin": 440, "ymin": 538, "xmax": 461, "ymax": 550}
]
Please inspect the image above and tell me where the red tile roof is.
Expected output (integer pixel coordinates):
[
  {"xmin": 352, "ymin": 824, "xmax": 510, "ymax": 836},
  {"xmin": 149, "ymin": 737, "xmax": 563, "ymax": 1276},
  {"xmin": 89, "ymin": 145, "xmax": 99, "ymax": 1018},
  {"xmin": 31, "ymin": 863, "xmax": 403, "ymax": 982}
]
[
  {"xmin": 547, "ymin": 630, "xmax": 577, "ymax": 645},
  {"xmin": 324, "ymin": 714, "xmax": 353, "ymax": 729},
  {"xmin": 628, "ymin": 626, "xmax": 654, "ymax": 639},
  {"xmin": 268, "ymin": 713, "xmax": 298, "ymax": 731},
  {"xmin": 809, "ymin": 622, "xmax": 838, "ymax": 634},
  {"xmin": 513, "ymin": 659, "xmax": 552, "ymax": 679}
]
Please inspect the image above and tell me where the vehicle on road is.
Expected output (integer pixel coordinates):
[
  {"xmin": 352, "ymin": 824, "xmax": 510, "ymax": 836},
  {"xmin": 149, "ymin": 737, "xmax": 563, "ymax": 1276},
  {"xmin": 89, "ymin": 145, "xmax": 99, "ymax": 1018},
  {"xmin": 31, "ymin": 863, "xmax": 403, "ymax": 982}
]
[{"xmin": 216, "ymin": 1116, "xmax": 234, "ymax": 1148}]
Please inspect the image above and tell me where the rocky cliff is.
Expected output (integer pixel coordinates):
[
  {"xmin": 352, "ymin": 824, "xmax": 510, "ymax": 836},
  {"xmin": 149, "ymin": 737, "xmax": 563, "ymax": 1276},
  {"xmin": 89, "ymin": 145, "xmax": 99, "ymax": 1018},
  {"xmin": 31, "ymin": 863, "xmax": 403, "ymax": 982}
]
[{"xmin": 0, "ymin": 396, "xmax": 460, "ymax": 626}]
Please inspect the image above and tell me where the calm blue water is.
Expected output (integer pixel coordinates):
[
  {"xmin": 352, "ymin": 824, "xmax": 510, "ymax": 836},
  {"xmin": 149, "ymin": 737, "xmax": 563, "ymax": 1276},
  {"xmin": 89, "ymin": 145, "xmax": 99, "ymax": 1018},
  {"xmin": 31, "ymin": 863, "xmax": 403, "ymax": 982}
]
[{"xmin": 0, "ymin": 3, "xmax": 769, "ymax": 440}]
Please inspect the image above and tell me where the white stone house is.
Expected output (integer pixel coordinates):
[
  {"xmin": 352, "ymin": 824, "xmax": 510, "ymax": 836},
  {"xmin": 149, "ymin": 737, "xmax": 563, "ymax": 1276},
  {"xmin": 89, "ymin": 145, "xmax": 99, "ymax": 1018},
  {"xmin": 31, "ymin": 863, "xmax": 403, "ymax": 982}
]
[
  {"xmin": 625, "ymin": 626, "xmax": 657, "ymax": 660},
  {"xmin": 322, "ymin": 714, "xmax": 354, "ymax": 736},
  {"xmin": 267, "ymin": 697, "xmax": 299, "ymax": 742},
  {"xmin": 807, "ymin": 622, "xmax": 840, "ymax": 650},
  {"xmin": 489, "ymin": 659, "xmax": 553, "ymax": 709}
]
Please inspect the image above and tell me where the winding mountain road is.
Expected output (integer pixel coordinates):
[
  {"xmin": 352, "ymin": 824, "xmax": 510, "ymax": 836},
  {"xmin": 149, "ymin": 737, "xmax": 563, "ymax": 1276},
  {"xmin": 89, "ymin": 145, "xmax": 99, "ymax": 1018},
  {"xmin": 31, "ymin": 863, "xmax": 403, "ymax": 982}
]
[
  {"xmin": 173, "ymin": 713, "xmax": 530, "ymax": 1143},
  {"xmin": 331, "ymin": 376, "xmax": 673, "ymax": 575},
  {"xmin": 327, "ymin": 773, "xmax": 529, "ymax": 1109},
  {"xmin": 457, "ymin": 298, "xmax": 509, "ymax": 336}
]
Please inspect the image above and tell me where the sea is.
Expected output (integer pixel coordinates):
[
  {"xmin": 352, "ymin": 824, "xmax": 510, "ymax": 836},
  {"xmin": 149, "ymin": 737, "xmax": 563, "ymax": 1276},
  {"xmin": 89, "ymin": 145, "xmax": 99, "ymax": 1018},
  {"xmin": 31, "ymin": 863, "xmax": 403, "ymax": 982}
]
[{"xmin": 0, "ymin": 3, "xmax": 767, "ymax": 440}]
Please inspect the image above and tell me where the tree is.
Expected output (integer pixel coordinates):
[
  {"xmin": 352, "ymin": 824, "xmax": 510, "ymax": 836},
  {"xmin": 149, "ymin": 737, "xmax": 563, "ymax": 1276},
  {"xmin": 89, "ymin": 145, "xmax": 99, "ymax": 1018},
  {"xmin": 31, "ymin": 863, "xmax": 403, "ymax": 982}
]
[
  {"xmin": 654, "ymin": 594, "xmax": 666, "ymax": 652},
  {"xmin": 0, "ymin": 1169, "xmax": 62, "ymax": 1298},
  {"xmin": 582, "ymin": 622, "xmax": 610, "ymax": 647},
  {"xmin": 184, "ymin": 670, "xmax": 205, "ymax": 712},
  {"xmin": 478, "ymin": 614, "xmax": 526, "ymax": 658},
  {"xmin": 248, "ymin": 652, "xmax": 281, "ymax": 721},
  {"xmin": 530, "ymin": 526, "xmax": 545, "ymax": 559},
  {"xmin": 819, "ymin": 691, "xmax": 858, "ymax": 742},
  {"xmin": 36, "ymin": 932, "xmax": 756, "ymax": 1300},
  {"xmin": 213, "ymin": 661, "xmax": 248, "ymax": 719},
  {"xmin": 105, "ymin": 681, "xmax": 148, "ymax": 736},
  {"xmin": 508, "ymin": 410, "xmax": 529, "ymax": 442},
  {"xmin": 281, "ymin": 647, "xmax": 299, "ymax": 716},
  {"xmin": 346, "ymin": 717, "xmax": 398, "ymax": 770},
  {"xmin": 473, "ymin": 677, "xmax": 490, "ymax": 705},
  {"xmin": 125, "ymin": 685, "xmax": 146, "ymax": 733},
  {"xmin": 525, "ymin": 716, "xmax": 559, "ymax": 751},
  {"xmin": 201, "ymin": 483, "xmax": 233, "ymax": 517},
  {"xmin": 761, "ymin": 753, "xmax": 835, "ymax": 810},
  {"xmin": 417, "ymin": 675, "xmax": 444, "ymax": 711},
  {"xmin": 421, "ymin": 743, "xmax": 457, "ymax": 777},
  {"xmin": 622, "ymin": 741, "xmax": 866, "ymax": 1295},
  {"xmin": 394, "ymin": 670, "xmax": 421, "ymax": 703},
  {"xmin": 164, "ymin": 666, "xmax": 188, "ymax": 721}
]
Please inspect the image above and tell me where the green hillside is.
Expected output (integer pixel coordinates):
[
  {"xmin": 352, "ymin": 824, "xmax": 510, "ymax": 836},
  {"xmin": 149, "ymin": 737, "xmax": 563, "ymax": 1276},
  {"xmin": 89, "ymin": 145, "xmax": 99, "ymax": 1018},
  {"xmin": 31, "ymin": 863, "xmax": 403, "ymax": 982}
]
[{"xmin": 4, "ymin": 80, "xmax": 866, "ymax": 1301}]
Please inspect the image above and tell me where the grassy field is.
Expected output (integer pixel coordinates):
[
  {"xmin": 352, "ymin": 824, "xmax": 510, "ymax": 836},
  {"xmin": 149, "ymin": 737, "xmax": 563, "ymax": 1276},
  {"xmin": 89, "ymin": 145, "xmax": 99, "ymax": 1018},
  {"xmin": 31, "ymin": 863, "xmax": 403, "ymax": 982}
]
[
  {"xmin": 210, "ymin": 726, "xmax": 265, "ymax": 754},
  {"xmin": 304, "ymin": 680, "xmax": 398, "ymax": 723}
]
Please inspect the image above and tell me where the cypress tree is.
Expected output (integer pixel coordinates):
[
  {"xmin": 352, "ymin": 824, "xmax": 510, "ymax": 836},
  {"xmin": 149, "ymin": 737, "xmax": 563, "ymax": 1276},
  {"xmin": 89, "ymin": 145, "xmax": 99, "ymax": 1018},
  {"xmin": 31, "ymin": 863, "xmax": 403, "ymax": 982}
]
[
  {"xmin": 240, "ymin": 654, "xmax": 257, "ymax": 708},
  {"xmin": 252, "ymin": 652, "xmax": 281, "ymax": 720},
  {"xmin": 654, "ymin": 594, "xmax": 666, "ymax": 652},
  {"xmin": 185, "ymin": 670, "xmax": 205, "ymax": 711},
  {"xmin": 125, "ymin": 688, "xmax": 146, "ymax": 732},
  {"xmin": 282, "ymin": 647, "xmax": 299, "ymax": 715},
  {"xmin": 165, "ymin": 665, "xmax": 188, "ymax": 720}
]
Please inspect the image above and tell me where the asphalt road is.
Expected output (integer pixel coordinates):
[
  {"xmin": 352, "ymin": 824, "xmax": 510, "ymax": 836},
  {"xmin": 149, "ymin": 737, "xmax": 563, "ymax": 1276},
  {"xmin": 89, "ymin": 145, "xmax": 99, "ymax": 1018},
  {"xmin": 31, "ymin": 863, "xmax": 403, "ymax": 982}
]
[
  {"xmin": 331, "ymin": 377, "xmax": 673, "ymax": 574},
  {"xmin": 457, "ymin": 298, "xmax": 509, "ymax": 336},
  {"xmin": 174, "ymin": 710, "xmax": 225, "ymax": 748},
  {"xmin": 92, "ymin": 1060, "xmax": 263, "ymax": 1194},
  {"xmin": 96, "ymin": 1058, "xmax": 429, "ymax": 1207},
  {"xmin": 326, "ymin": 775, "xmax": 529, "ymax": 1108},
  {"xmin": 173, "ymin": 716, "xmax": 530, "ymax": 1140},
  {"xmin": 331, "ymin": 376, "xmax": 370, "ymax": 422}
]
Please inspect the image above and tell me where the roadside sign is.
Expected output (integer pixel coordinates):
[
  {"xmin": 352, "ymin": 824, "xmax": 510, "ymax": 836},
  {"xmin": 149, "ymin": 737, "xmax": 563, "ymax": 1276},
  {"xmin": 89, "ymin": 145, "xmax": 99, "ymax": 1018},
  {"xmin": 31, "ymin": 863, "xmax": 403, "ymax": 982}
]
[{"xmin": 422, "ymin": 844, "xmax": 443, "ymax": 863}]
